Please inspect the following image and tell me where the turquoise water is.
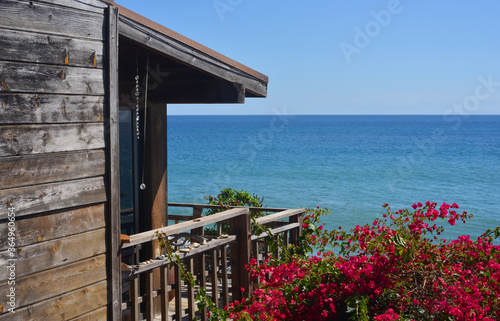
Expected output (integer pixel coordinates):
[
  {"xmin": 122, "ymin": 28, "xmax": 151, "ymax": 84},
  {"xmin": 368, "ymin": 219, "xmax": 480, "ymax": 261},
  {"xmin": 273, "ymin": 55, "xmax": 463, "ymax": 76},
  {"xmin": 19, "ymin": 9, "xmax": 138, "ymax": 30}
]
[{"xmin": 167, "ymin": 115, "xmax": 500, "ymax": 243}]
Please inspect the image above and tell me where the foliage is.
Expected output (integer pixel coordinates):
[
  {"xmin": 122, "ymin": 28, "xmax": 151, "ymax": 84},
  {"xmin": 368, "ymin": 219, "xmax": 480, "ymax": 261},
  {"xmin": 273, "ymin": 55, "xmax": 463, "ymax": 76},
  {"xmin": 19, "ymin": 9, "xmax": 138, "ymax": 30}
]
[
  {"xmin": 229, "ymin": 202, "xmax": 500, "ymax": 320},
  {"xmin": 203, "ymin": 188, "xmax": 265, "ymax": 235},
  {"xmin": 204, "ymin": 188, "xmax": 264, "ymax": 214}
]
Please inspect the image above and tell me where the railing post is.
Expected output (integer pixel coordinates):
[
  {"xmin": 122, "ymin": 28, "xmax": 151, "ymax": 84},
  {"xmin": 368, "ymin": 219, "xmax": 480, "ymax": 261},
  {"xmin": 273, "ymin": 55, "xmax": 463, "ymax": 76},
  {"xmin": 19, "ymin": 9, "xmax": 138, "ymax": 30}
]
[
  {"xmin": 160, "ymin": 266, "xmax": 170, "ymax": 321},
  {"xmin": 145, "ymin": 271, "xmax": 154, "ymax": 321},
  {"xmin": 229, "ymin": 209, "xmax": 251, "ymax": 301},
  {"xmin": 130, "ymin": 276, "xmax": 140, "ymax": 321},
  {"xmin": 221, "ymin": 246, "xmax": 229, "ymax": 308},
  {"xmin": 290, "ymin": 212, "xmax": 304, "ymax": 246},
  {"xmin": 187, "ymin": 258, "xmax": 195, "ymax": 320},
  {"xmin": 192, "ymin": 206, "xmax": 204, "ymax": 278},
  {"xmin": 174, "ymin": 265, "xmax": 182, "ymax": 320},
  {"xmin": 210, "ymin": 249, "xmax": 219, "ymax": 303}
]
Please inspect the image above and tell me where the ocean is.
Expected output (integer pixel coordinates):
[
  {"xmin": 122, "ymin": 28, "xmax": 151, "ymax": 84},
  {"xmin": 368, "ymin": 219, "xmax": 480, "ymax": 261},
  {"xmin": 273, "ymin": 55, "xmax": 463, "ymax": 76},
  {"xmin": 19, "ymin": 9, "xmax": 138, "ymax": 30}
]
[{"xmin": 166, "ymin": 115, "xmax": 500, "ymax": 243}]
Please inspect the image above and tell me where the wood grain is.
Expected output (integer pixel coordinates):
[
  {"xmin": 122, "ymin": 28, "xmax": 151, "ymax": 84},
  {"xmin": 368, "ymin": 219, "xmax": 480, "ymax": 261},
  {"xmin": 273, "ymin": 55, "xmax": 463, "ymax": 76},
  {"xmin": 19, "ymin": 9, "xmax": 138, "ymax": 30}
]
[
  {"xmin": 123, "ymin": 207, "xmax": 249, "ymax": 248},
  {"xmin": 0, "ymin": 28, "xmax": 104, "ymax": 68},
  {"xmin": 68, "ymin": 306, "xmax": 107, "ymax": 321},
  {"xmin": 0, "ymin": 150, "xmax": 105, "ymax": 188},
  {"xmin": 106, "ymin": 5, "xmax": 123, "ymax": 320},
  {"xmin": 0, "ymin": 123, "xmax": 104, "ymax": 157},
  {"xmin": 0, "ymin": 281, "xmax": 107, "ymax": 321},
  {"xmin": 0, "ymin": 176, "xmax": 106, "ymax": 219},
  {"xmin": 0, "ymin": 228, "xmax": 106, "ymax": 281},
  {"xmin": 0, "ymin": 255, "xmax": 106, "ymax": 309},
  {"xmin": 0, "ymin": 62, "xmax": 105, "ymax": 95},
  {"xmin": 33, "ymin": 0, "xmax": 107, "ymax": 14},
  {"xmin": 0, "ymin": 94, "xmax": 104, "ymax": 124},
  {"xmin": 0, "ymin": 0, "xmax": 105, "ymax": 40},
  {"xmin": 0, "ymin": 204, "xmax": 105, "ymax": 250}
]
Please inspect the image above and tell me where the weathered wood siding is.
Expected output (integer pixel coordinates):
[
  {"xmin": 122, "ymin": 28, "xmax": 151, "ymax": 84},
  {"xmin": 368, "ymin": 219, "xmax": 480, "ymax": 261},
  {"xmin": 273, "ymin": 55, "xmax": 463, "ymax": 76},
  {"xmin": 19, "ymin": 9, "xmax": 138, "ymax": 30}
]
[{"xmin": 0, "ymin": 0, "xmax": 111, "ymax": 319}]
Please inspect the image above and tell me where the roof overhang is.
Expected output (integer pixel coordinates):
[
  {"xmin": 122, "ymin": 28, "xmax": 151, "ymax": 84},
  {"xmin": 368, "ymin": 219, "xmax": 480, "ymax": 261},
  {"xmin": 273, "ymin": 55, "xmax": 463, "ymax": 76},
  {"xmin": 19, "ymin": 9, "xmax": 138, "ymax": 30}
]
[{"xmin": 107, "ymin": 1, "xmax": 268, "ymax": 105}]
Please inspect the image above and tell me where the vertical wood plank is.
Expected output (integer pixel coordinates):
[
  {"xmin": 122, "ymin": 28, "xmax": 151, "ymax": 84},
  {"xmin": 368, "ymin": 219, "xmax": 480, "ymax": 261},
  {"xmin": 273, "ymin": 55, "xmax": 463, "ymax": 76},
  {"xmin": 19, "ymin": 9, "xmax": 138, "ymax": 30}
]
[
  {"xmin": 284, "ymin": 231, "xmax": 290, "ymax": 248},
  {"xmin": 129, "ymin": 277, "xmax": 140, "ymax": 321},
  {"xmin": 146, "ymin": 271, "xmax": 154, "ymax": 321},
  {"xmin": 160, "ymin": 266, "xmax": 169, "ymax": 321},
  {"xmin": 251, "ymin": 241, "xmax": 260, "ymax": 286},
  {"xmin": 290, "ymin": 213, "xmax": 303, "ymax": 246},
  {"xmin": 174, "ymin": 265, "xmax": 182, "ymax": 320},
  {"xmin": 229, "ymin": 210, "xmax": 251, "ymax": 302},
  {"xmin": 210, "ymin": 249, "xmax": 219, "ymax": 304},
  {"xmin": 221, "ymin": 246, "xmax": 229, "ymax": 308},
  {"xmin": 192, "ymin": 206, "xmax": 204, "ymax": 277},
  {"xmin": 199, "ymin": 253, "xmax": 207, "ymax": 321},
  {"xmin": 274, "ymin": 235, "xmax": 280, "ymax": 260},
  {"xmin": 187, "ymin": 259, "xmax": 195, "ymax": 320},
  {"xmin": 142, "ymin": 102, "xmax": 168, "ymax": 317},
  {"xmin": 106, "ymin": 5, "xmax": 122, "ymax": 321}
]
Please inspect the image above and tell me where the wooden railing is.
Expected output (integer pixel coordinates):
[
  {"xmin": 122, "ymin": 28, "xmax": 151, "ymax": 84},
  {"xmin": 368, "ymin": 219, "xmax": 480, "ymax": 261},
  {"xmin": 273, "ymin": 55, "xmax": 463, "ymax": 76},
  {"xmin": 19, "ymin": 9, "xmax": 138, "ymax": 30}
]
[{"xmin": 120, "ymin": 203, "xmax": 305, "ymax": 321}]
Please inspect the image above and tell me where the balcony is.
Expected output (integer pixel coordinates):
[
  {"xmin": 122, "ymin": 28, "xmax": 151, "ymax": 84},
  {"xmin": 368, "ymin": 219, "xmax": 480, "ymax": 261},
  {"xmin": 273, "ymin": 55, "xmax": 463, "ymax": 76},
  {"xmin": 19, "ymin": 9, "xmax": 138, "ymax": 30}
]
[{"xmin": 120, "ymin": 203, "xmax": 305, "ymax": 321}]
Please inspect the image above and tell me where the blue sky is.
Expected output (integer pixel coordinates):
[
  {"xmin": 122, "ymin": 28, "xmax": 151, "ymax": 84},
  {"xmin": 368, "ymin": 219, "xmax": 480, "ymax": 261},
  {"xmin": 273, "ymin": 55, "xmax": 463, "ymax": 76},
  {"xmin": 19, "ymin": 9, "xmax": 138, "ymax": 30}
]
[{"xmin": 116, "ymin": 1, "xmax": 500, "ymax": 115}]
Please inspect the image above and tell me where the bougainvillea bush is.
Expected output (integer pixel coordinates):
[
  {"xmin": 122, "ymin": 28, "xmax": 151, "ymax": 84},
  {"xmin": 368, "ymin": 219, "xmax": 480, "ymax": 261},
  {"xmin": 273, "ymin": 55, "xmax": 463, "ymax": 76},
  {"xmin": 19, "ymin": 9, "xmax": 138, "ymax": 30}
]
[{"xmin": 229, "ymin": 202, "xmax": 500, "ymax": 320}]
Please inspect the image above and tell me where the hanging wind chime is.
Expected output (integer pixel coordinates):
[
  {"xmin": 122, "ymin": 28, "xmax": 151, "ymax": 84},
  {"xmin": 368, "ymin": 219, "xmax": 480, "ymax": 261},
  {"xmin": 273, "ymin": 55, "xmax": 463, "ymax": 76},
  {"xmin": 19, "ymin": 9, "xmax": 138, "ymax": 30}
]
[{"xmin": 135, "ymin": 53, "xmax": 150, "ymax": 191}]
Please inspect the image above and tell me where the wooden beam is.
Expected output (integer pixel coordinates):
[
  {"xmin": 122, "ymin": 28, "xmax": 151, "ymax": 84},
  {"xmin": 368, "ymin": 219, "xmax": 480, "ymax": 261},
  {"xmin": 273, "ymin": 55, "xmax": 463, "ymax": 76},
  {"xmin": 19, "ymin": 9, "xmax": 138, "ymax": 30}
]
[
  {"xmin": 118, "ymin": 57, "xmax": 245, "ymax": 104},
  {"xmin": 229, "ymin": 211, "xmax": 252, "ymax": 301},
  {"xmin": 122, "ymin": 236, "xmax": 236, "ymax": 277},
  {"xmin": 155, "ymin": 81, "xmax": 245, "ymax": 104},
  {"xmin": 119, "ymin": 79, "xmax": 245, "ymax": 104},
  {"xmin": 105, "ymin": 5, "xmax": 122, "ymax": 321},
  {"xmin": 118, "ymin": 18, "xmax": 267, "ymax": 98},
  {"xmin": 251, "ymin": 223, "xmax": 300, "ymax": 241},
  {"xmin": 168, "ymin": 203, "xmax": 289, "ymax": 213},
  {"xmin": 124, "ymin": 207, "xmax": 248, "ymax": 248},
  {"xmin": 141, "ymin": 102, "xmax": 168, "ymax": 316},
  {"xmin": 255, "ymin": 209, "xmax": 305, "ymax": 226}
]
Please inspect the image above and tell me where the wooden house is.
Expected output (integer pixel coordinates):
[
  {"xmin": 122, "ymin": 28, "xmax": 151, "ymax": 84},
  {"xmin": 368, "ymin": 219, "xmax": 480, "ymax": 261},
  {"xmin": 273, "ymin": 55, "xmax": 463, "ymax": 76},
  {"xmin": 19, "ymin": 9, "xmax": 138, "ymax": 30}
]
[{"xmin": 0, "ymin": 1, "xmax": 304, "ymax": 320}]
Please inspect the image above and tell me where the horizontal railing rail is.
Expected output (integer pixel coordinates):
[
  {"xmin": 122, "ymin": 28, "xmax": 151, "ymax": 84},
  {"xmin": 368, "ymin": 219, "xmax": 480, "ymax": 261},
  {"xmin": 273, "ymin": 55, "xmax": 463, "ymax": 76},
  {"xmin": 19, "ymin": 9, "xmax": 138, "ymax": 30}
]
[{"xmin": 120, "ymin": 203, "xmax": 305, "ymax": 321}]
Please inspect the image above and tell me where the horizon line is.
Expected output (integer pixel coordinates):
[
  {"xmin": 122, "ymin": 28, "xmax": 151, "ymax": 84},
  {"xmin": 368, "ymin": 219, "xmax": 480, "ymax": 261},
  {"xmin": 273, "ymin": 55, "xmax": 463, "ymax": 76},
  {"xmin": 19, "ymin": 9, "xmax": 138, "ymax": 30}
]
[{"xmin": 166, "ymin": 113, "xmax": 500, "ymax": 116}]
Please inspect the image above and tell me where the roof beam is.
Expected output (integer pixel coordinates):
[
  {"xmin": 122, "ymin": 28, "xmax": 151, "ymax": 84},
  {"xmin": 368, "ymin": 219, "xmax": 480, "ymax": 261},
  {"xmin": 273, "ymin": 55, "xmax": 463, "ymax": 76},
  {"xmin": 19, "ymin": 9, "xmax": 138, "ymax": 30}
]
[{"xmin": 118, "ymin": 15, "xmax": 267, "ymax": 98}]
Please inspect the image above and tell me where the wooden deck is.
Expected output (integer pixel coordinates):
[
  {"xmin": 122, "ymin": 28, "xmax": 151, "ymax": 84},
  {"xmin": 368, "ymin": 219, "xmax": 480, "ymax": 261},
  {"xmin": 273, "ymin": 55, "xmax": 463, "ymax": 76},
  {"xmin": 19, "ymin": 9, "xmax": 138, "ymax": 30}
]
[{"xmin": 120, "ymin": 203, "xmax": 304, "ymax": 321}]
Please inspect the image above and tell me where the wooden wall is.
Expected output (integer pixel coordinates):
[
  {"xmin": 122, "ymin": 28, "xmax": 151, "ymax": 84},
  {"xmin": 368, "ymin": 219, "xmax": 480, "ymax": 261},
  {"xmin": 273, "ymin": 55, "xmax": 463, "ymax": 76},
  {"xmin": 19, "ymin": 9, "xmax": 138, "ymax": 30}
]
[{"xmin": 0, "ymin": 0, "xmax": 113, "ymax": 319}]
